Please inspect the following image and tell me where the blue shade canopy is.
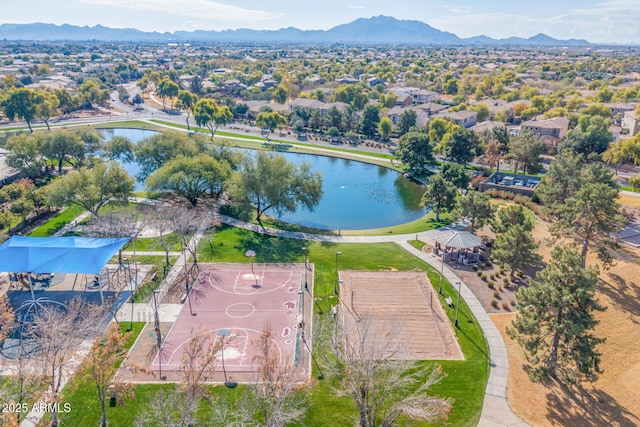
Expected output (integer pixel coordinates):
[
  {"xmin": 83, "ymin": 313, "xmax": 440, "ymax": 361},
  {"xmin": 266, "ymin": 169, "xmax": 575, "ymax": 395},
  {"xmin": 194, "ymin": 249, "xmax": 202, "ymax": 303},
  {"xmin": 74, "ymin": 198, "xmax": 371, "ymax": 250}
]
[{"xmin": 0, "ymin": 236, "xmax": 131, "ymax": 274}]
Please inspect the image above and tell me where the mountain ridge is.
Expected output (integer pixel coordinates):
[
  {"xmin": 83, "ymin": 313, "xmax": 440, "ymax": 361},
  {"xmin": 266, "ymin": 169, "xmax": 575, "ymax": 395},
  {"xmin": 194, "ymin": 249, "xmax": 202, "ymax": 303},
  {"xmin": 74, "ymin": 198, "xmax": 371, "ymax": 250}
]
[{"xmin": 0, "ymin": 16, "xmax": 591, "ymax": 46}]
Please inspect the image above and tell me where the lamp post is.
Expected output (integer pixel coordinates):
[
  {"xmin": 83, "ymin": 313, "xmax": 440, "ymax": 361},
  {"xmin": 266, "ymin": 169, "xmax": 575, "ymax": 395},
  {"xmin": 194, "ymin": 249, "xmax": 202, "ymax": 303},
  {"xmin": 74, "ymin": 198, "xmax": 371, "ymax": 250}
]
[
  {"xmin": 302, "ymin": 247, "xmax": 308, "ymax": 292},
  {"xmin": 153, "ymin": 289, "xmax": 165, "ymax": 380},
  {"xmin": 438, "ymin": 255, "xmax": 444, "ymax": 295},
  {"xmin": 455, "ymin": 281, "xmax": 462, "ymax": 328},
  {"xmin": 183, "ymin": 248, "xmax": 194, "ymax": 316},
  {"xmin": 334, "ymin": 252, "xmax": 342, "ymax": 295}
]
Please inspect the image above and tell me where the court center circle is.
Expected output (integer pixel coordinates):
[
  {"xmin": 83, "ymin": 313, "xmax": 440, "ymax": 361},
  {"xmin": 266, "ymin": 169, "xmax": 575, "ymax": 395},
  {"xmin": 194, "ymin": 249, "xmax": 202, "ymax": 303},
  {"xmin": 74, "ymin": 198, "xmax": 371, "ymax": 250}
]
[{"xmin": 225, "ymin": 303, "xmax": 256, "ymax": 319}]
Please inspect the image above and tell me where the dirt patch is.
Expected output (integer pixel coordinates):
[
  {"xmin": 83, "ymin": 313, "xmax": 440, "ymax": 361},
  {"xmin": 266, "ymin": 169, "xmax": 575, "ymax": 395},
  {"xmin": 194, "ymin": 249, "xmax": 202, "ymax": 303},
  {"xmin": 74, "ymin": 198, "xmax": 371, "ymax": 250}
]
[{"xmin": 491, "ymin": 196, "xmax": 640, "ymax": 426}]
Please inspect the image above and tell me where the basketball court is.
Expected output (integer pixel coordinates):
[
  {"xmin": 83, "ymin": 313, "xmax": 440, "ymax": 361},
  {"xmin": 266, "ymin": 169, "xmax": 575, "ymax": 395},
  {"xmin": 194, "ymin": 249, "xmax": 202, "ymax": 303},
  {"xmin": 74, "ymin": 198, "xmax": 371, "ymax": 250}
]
[
  {"xmin": 144, "ymin": 263, "xmax": 312, "ymax": 381},
  {"xmin": 338, "ymin": 271, "xmax": 463, "ymax": 360}
]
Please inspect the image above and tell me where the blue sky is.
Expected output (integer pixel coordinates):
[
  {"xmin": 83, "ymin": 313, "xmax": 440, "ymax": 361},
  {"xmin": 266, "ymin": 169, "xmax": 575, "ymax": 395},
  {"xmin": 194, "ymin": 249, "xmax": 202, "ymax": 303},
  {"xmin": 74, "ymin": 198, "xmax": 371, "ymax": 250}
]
[{"xmin": 2, "ymin": 0, "xmax": 639, "ymax": 43}]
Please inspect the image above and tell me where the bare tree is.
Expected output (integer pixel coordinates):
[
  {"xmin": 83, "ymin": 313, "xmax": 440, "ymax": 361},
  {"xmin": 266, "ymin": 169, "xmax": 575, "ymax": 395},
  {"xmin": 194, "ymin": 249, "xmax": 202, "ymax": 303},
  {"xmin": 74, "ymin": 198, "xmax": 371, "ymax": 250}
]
[
  {"xmin": 212, "ymin": 326, "xmax": 308, "ymax": 427},
  {"xmin": 317, "ymin": 315, "xmax": 452, "ymax": 427},
  {"xmin": 84, "ymin": 324, "xmax": 133, "ymax": 427},
  {"xmin": 135, "ymin": 329, "xmax": 222, "ymax": 427},
  {"xmin": 180, "ymin": 328, "xmax": 222, "ymax": 407},
  {"xmin": 27, "ymin": 297, "xmax": 105, "ymax": 427},
  {"xmin": 166, "ymin": 204, "xmax": 213, "ymax": 265}
]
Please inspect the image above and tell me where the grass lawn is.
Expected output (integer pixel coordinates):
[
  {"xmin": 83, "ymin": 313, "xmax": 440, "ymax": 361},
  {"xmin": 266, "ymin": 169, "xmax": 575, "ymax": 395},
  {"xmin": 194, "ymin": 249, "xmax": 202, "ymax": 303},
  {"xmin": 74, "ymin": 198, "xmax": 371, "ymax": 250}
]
[
  {"xmin": 28, "ymin": 205, "xmax": 85, "ymax": 237},
  {"xmin": 127, "ymin": 233, "xmax": 182, "ymax": 253},
  {"xmin": 44, "ymin": 323, "xmax": 146, "ymax": 426}
]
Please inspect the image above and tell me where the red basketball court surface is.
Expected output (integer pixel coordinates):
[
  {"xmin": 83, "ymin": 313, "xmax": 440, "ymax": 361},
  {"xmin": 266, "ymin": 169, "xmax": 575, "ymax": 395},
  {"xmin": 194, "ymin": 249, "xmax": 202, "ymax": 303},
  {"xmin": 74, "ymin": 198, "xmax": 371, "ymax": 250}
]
[{"xmin": 150, "ymin": 263, "xmax": 308, "ymax": 375}]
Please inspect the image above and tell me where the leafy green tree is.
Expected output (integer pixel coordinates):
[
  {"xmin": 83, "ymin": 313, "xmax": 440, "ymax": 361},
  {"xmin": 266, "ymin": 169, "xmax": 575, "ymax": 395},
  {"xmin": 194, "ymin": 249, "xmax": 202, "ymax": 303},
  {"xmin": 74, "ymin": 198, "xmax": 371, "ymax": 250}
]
[
  {"xmin": 396, "ymin": 130, "xmax": 434, "ymax": 174},
  {"xmin": 508, "ymin": 246, "xmax": 605, "ymax": 383},
  {"xmin": 47, "ymin": 162, "xmax": 134, "ymax": 217},
  {"xmin": 326, "ymin": 106, "xmax": 343, "ymax": 129},
  {"xmin": 34, "ymin": 90, "xmax": 59, "ymax": 131},
  {"xmin": 157, "ymin": 77, "xmax": 179, "ymax": 109},
  {"xmin": 134, "ymin": 131, "xmax": 202, "ymax": 180},
  {"xmin": 329, "ymin": 84, "xmax": 368, "ymax": 110},
  {"xmin": 535, "ymin": 150, "xmax": 583, "ymax": 211},
  {"xmin": 455, "ymin": 191, "xmax": 495, "ymax": 232},
  {"xmin": 41, "ymin": 130, "xmax": 85, "ymax": 172},
  {"xmin": 272, "ymin": 85, "xmax": 288, "ymax": 104},
  {"xmin": 230, "ymin": 152, "xmax": 322, "ymax": 226},
  {"xmin": 5, "ymin": 133, "xmax": 45, "ymax": 178},
  {"xmin": 101, "ymin": 136, "xmax": 134, "ymax": 163},
  {"xmin": 428, "ymin": 118, "xmax": 458, "ymax": 145},
  {"xmin": 508, "ymin": 130, "xmax": 544, "ymax": 174},
  {"xmin": 442, "ymin": 128, "xmax": 477, "ymax": 165},
  {"xmin": 469, "ymin": 104, "xmax": 490, "ymax": 122},
  {"xmin": 397, "ymin": 109, "xmax": 417, "ymax": 135},
  {"xmin": 491, "ymin": 223, "xmax": 540, "ymax": 279},
  {"xmin": 176, "ymin": 90, "xmax": 198, "ymax": 131},
  {"xmin": 440, "ymin": 162, "xmax": 471, "ymax": 189},
  {"xmin": 2, "ymin": 88, "xmax": 38, "ymax": 132},
  {"xmin": 255, "ymin": 111, "xmax": 286, "ymax": 138},
  {"xmin": 561, "ymin": 115, "xmax": 613, "ymax": 157},
  {"xmin": 55, "ymin": 88, "xmax": 78, "ymax": 115},
  {"xmin": 77, "ymin": 80, "xmax": 109, "ymax": 108},
  {"xmin": 491, "ymin": 204, "xmax": 534, "ymax": 234},
  {"xmin": 378, "ymin": 117, "xmax": 393, "ymax": 141},
  {"xmin": 194, "ymin": 98, "xmax": 233, "ymax": 140},
  {"xmin": 537, "ymin": 152, "xmax": 625, "ymax": 267},
  {"xmin": 360, "ymin": 105, "xmax": 380, "ymax": 138},
  {"xmin": 147, "ymin": 155, "xmax": 232, "ymax": 206},
  {"xmin": 420, "ymin": 174, "xmax": 457, "ymax": 222},
  {"xmin": 10, "ymin": 197, "xmax": 35, "ymax": 221}
]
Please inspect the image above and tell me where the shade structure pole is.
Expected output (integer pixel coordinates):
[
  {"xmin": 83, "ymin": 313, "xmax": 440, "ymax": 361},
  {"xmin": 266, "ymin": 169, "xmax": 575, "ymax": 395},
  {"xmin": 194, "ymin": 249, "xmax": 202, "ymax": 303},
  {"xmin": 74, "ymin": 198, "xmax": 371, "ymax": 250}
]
[
  {"xmin": 438, "ymin": 256, "xmax": 444, "ymax": 295},
  {"xmin": 27, "ymin": 274, "xmax": 35, "ymax": 300}
]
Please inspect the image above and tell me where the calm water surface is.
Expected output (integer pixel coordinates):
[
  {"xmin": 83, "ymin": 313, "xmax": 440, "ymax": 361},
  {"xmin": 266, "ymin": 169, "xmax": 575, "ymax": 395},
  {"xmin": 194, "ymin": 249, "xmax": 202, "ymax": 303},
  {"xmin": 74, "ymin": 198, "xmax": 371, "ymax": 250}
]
[{"xmin": 101, "ymin": 129, "xmax": 426, "ymax": 230}]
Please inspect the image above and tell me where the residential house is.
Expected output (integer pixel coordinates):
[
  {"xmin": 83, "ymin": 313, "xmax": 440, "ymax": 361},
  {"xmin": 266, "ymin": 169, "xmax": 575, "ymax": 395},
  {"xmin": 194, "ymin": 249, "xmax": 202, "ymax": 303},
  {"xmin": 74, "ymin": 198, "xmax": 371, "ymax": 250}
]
[
  {"xmin": 411, "ymin": 89, "xmax": 439, "ymax": 105},
  {"xmin": 521, "ymin": 117, "xmax": 570, "ymax": 146},
  {"xmin": 386, "ymin": 107, "xmax": 429, "ymax": 127},
  {"xmin": 336, "ymin": 75, "xmax": 359, "ymax": 85},
  {"xmin": 366, "ymin": 76, "xmax": 384, "ymax": 87},
  {"xmin": 622, "ymin": 111, "xmax": 640, "ymax": 137},
  {"xmin": 435, "ymin": 110, "xmax": 478, "ymax": 128}
]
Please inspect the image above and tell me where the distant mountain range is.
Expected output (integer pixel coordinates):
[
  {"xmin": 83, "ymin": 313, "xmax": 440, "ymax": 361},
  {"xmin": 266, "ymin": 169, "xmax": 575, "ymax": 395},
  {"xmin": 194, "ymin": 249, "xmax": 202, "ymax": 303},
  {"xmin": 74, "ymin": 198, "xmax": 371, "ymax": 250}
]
[{"xmin": 0, "ymin": 16, "xmax": 592, "ymax": 46}]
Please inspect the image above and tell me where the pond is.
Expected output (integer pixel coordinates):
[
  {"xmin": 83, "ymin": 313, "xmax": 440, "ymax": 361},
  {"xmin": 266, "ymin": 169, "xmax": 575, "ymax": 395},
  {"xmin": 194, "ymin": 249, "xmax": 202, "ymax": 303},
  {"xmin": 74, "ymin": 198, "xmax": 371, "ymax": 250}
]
[{"xmin": 101, "ymin": 128, "xmax": 426, "ymax": 230}]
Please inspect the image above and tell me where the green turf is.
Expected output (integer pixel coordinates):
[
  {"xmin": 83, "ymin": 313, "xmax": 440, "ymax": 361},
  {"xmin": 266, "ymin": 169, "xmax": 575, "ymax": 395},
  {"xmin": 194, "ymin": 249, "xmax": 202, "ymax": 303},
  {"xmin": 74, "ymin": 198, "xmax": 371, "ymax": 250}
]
[
  {"xmin": 408, "ymin": 239, "xmax": 427, "ymax": 250},
  {"xmin": 28, "ymin": 205, "xmax": 86, "ymax": 237}
]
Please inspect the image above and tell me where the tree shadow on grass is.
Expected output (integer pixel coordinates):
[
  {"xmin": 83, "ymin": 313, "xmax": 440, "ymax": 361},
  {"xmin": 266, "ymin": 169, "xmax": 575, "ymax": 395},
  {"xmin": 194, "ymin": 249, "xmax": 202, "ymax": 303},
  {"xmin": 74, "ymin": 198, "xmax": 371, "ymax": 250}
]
[
  {"xmin": 545, "ymin": 379, "xmax": 639, "ymax": 427},
  {"xmin": 237, "ymin": 232, "xmax": 307, "ymax": 263},
  {"xmin": 599, "ymin": 274, "xmax": 640, "ymax": 325}
]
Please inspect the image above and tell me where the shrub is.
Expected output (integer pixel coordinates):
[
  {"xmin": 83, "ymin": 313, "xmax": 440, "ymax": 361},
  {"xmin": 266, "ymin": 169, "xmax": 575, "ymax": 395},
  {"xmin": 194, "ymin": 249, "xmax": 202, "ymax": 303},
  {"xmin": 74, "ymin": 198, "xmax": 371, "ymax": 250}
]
[
  {"xmin": 502, "ymin": 301, "xmax": 510, "ymax": 310},
  {"xmin": 485, "ymin": 260, "xmax": 492, "ymax": 267},
  {"xmin": 493, "ymin": 290, "xmax": 500, "ymax": 299},
  {"xmin": 477, "ymin": 270, "xmax": 483, "ymax": 277},
  {"xmin": 472, "ymin": 265, "xmax": 478, "ymax": 271},
  {"xmin": 490, "ymin": 274, "xmax": 495, "ymax": 280},
  {"xmin": 491, "ymin": 299, "xmax": 499, "ymax": 308},
  {"xmin": 510, "ymin": 299, "xmax": 516, "ymax": 306},
  {"xmin": 487, "ymin": 281, "xmax": 494, "ymax": 288},
  {"xmin": 503, "ymin": 277, "xmax": 510, "ymax": 286}
]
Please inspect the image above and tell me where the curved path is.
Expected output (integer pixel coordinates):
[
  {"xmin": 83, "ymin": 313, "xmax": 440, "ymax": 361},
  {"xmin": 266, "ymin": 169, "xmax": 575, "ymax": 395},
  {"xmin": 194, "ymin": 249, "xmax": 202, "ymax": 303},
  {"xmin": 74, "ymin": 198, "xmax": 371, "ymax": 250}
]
[{"xmin": 219, "ymin": 214, "xmax": 528, "ymax": 426}]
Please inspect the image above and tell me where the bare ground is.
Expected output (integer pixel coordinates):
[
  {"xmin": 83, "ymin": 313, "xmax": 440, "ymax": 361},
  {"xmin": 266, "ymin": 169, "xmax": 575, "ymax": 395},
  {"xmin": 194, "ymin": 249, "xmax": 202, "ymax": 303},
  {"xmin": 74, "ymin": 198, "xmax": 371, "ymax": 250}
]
[{"xmin": 491, "ymin": 198, "xmax": 640, "ymax": 426}]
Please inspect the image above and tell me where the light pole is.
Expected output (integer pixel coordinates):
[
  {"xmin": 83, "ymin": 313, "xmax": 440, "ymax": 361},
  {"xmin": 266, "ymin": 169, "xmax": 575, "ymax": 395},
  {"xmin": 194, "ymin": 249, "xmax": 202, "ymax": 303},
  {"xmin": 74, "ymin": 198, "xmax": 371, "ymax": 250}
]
[
  {"xmin": 183, "ymin": 248, "xmax": 194, "ymax": 316},
  {"xmin": 455, "ymin": 281, "xmax": 462, "ymax": 328},
  {"xmin": 302, "ymin": 247, "xmax": 309, "ymax": 292},
  {"xmin": 334, "ymin": 252, "xmax": 342, "ymax": 295},
  {"xmin": 153, "ymin": 289, "xmax": 165, "ymax": 380},
  {"xmin": 218, "ymin": 329, "xmax": 236, "ymax": 388},
  {"xmin": 438, "ymin": 255, "xmax": 444, "ymax": 295}
]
